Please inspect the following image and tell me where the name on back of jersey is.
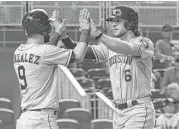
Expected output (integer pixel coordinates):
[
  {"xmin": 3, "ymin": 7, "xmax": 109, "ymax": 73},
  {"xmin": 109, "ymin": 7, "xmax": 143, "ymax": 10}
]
[{"xmin": 14, "ymin": 53, "xmax": 40, "ymax": 65}]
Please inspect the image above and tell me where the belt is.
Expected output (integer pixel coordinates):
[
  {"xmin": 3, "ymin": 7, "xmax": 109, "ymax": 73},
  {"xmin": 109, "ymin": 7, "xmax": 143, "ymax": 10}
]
[
  {"xmin": 113, "ymin": 100, "xmax": 138, "ymax": 109},
  {"xmin": 23, "ymin": 108, "xmax": 58, "ymax": 115},
  {"xmin": 112, "ymin": 96, "xmax": 151, "ymax": 110}
]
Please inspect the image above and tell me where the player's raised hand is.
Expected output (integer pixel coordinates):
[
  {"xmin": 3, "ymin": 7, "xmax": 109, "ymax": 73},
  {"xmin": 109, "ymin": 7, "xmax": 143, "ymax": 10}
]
[
  {"xmin": 50, "ymin": 10, "xmax": 67, "ymax": 37},
  {"xmin": 90, "ymin": 18, "xmax": 101, "ymax": 39},
  {"xmin": 49, "ymin": 10, "xmax": 59, "ymax": 33},
  {"xmin": 58, "ymin": 19, "xmax": 68, "ymax": 37},
  {"xmin": 79, "ymin": 8, "xmax": 90, "ymax": 31}
]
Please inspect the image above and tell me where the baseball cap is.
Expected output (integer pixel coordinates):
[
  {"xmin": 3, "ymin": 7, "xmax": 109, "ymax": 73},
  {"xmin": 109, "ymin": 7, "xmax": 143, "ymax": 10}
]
[
  {"xmin": 106, "ymin": 6, "xmax": 138, "ymax": 23},
  {"xmin": 162, "ymin": 24, "xmax": 172, "ymax": 32}
]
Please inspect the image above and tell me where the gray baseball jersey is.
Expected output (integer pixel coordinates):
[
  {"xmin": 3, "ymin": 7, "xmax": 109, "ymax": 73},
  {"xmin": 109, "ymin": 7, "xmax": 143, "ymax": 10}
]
[
  {"xmin": 14, "ymin": 44, "xmax": 72, "ymax": 110},
  {"xmin": 91, "ymin": 36, "xmax": 154, "ymax": 102}
]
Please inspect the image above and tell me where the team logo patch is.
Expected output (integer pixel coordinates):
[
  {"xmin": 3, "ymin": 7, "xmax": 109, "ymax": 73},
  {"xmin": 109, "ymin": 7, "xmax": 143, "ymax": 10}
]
[
  {"xmin": 140, "ymin": 38, "xmax": 149, "ymax": 49},
  {"xmin": 113, "ymin": 9, "xmax": 121, "ymax": 16}
]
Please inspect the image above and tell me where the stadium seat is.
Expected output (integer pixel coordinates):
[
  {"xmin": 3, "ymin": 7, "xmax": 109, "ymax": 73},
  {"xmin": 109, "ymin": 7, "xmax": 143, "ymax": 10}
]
[
  {"xmin": 96, "ymin": 78, "xmax": 111, "ymax": 89},
  {"xmin": 0, "ymin": 97, "xmax": 12, "ymax": 109},
  {"xmin": 153, "ymin": 98, "xmax": 167, "ymax": 110},
  {"xmin": 153, "ymin": 68, "xmax": 167, "ymax": 78},
  {"xmin": 102, "ymin": 87, "xmax": 111, "ymax": 95},
  {"xmin": 0, "ymin": 108, "xmax": 15, "ymax": 125},
  {"xmin": 64, "ymin": 108, "xmax": 92, "ymax": 129},
  {"xmin": 91, "ymin": 119, "xmax": 113, "ymax": 129},
  {"xmin": 153, "ymin": 58, "xmax": 170, "ymax": 69},
  {"xmin": 76, "ymin": 77, "xmax": 95, "ymax": 90},
  {"xmin": 106, "ymin": 89, "xmax": 113, "ymax": 100},
  {"xmin": 151, "ymin": 89, "xmax": 165, "ymax": 99},
  {"xmin": 87, "ymin": 68, "xmax": 109, "ymax": 81},
  {"xmin": 58, "ymin": 99, "xmax": 81, "ymax": 119},
  {"xmin": 56, "ymin": 119, "xmax": 80, "ymax": 129},
  {"xmin": 69, "ymin": 68, "xmax": 86, "ymax": 78}
]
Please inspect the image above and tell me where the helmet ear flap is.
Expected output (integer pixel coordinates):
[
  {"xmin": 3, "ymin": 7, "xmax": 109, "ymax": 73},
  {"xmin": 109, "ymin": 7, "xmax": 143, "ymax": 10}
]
[
  {"xmin": 39, "ymin": 20, "xmax": 52, "ymax": 35},
  {"xmin": 22, "ymin": 9, "xmax": 52, "ymax": 36}
]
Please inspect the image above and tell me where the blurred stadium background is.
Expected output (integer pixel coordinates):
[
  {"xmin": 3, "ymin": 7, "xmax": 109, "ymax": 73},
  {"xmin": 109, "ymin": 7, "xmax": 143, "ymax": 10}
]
[{"xmin": 0, "ymin": 1, "xmax": 179, "ymax": 129}]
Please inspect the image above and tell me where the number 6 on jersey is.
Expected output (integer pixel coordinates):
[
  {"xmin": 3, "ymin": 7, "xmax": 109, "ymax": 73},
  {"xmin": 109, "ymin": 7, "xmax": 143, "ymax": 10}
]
[{"xmin": 125, "ymin": 69, "xmax": 132, "ymax": 82}]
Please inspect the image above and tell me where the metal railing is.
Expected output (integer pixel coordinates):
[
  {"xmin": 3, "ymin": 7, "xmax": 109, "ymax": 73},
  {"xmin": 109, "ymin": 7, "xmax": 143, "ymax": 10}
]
[
  {"xmin": 57, "ymin": 65, "xmax": 114, "ymax": 119},
  {"xmin": 0, "ymin": 1, "xmax": 25, "ymax": 26},
  {"xmin": 57, "ymin": 65, "xmax": 90, "ymax": 110},
  {"xmin": 1, "ymin": 1, "xmax": 179, "ymax": 27},
  {"xmin": 1, "ymin": 1, "xmax": 179, "ymax": 48}
]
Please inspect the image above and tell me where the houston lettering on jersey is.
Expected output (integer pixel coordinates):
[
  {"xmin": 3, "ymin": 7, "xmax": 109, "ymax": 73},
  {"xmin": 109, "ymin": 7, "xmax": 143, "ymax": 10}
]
[
  {"xmin": 109, "ymin": 55, "xmax": 132, "ymax": 66},
  {"xmin": 14, "ymin": 53, "xmax": 40, "ymax": 65}
]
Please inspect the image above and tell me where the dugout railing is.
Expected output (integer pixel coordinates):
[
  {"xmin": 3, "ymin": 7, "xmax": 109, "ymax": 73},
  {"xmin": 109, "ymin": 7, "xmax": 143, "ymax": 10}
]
[{"xmin": 58, "ymin": 65, "xmax": 114, "ymax": 119}]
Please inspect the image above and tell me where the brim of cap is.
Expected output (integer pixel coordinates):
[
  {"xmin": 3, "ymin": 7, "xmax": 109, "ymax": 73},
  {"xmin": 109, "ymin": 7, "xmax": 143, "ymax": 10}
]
[
  {"xmin": 106, "ymin": 16, "xmax": 121, "ymax": 21},
  {"xmin": 162, "ymin": 29, "xmax": 172, "ymax": 32}
]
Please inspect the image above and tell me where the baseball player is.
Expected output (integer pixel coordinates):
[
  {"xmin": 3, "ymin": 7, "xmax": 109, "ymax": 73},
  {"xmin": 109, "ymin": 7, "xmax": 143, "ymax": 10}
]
[
  {"xmin": 14, "ymin": 8, "xmax": 90, "ymax": 129},
  {"xmin": 62, "ymin": 6, "xmax": 155, "ymax": 129}
]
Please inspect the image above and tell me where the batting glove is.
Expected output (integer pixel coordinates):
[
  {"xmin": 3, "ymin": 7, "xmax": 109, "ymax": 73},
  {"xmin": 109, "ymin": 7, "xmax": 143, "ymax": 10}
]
[
  {"xmin": 49, "ymin": 10, "xmax": 68, "ymax": 37},
  {"xmin": 90, "ymin": 18, "xmax": 102, "ymax": 40},
  {"xmin": 79, "ymin": 8, "xmax": 90, "ymax": 31}
]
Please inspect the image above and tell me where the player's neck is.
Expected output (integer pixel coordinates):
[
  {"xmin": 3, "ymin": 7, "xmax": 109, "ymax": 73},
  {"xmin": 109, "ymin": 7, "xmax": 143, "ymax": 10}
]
[
  {"xmin": 26, "ymin": 35, "xmax": 44, "ymax": 45},
  {"xmin": 121, "ymin": 31, "xmax": 136, "ymax": 41}
]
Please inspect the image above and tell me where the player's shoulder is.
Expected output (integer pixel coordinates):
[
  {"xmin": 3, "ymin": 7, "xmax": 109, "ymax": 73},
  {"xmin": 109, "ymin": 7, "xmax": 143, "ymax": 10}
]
[
  {"xmin": 43, "ymin": 44, "xmax": 69, "ymax": 55},
  {"xmin": 14, "ymin": 44, "xmax": 26, "ymax": 55},
  {"xmin": 40, "ymin": 44, "xmax": 58, "ymax": 51},
  {"xmin": 136, "ymin": 36, "xmax": 154, "ymax": 49},
  {"xmin": 155, "ymin": 39, "xmax": 165, "ymax": 45},
  {"xmin": 166, "ymin": 66, "xmax": 175, "ymax": 73},
  {"xmin": 138, "ymin": 36, "xmax": 153, "ymax": 44}
]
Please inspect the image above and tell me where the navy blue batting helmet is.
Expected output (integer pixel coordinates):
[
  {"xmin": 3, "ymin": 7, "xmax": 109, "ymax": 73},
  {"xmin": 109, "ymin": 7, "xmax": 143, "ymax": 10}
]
[{"xmin": 22, "ymin": 9, "xmax": 52, "ymax": 36}]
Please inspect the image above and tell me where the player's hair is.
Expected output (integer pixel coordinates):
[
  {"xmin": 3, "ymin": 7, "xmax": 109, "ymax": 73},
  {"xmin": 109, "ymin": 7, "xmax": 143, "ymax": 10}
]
[{"xmin": 123, "ymin": 6, "xmax": 140, "ymax": 36}]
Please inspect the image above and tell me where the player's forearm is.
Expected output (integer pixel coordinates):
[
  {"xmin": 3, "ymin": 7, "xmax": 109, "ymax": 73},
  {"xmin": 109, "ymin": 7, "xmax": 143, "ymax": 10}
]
[
  {"xmin": 62, "ymin": 36, "xmax": 96, "ymax": 59},
  {"xmin": 73, "ymin": 43, "xmax": 88, "ymax": 63},
  {"xmin": 155, "ymin": 51, "xmax": 167, "ymax": 58},
  {"xmin": 61, "ymin": 36, "xmax": 77, "ymax": 49},
  {"xmin": 48, "ymin": 32, "xmax": 61, "ymax": 46},
  {"xmin": 157, "ymin": 52, "xmax": 172, "ymax": 60},
  {"xmin": 98, "ymin": 34, "xmax": 140, "ymax": 56},
  {"xmin": 72, "ymin": 30, "xmax": 89, "ymax": 63}
]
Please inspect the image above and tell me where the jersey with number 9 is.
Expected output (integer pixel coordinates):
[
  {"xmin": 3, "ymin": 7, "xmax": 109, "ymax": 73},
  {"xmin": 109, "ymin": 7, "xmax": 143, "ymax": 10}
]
[{"xmin": 13, "ymin": 44, "xmax": 72, "ymax": 110}]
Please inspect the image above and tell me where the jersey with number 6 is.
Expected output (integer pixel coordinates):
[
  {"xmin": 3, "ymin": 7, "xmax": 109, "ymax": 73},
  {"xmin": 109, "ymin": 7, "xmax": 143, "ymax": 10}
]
[
  {"xmin": 13, "ymin": 44, "xmax": 72, "ymax": 110},
  {"xmin": 91, "ymin": 36, "xmax": 154, "ymax": 102}
]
